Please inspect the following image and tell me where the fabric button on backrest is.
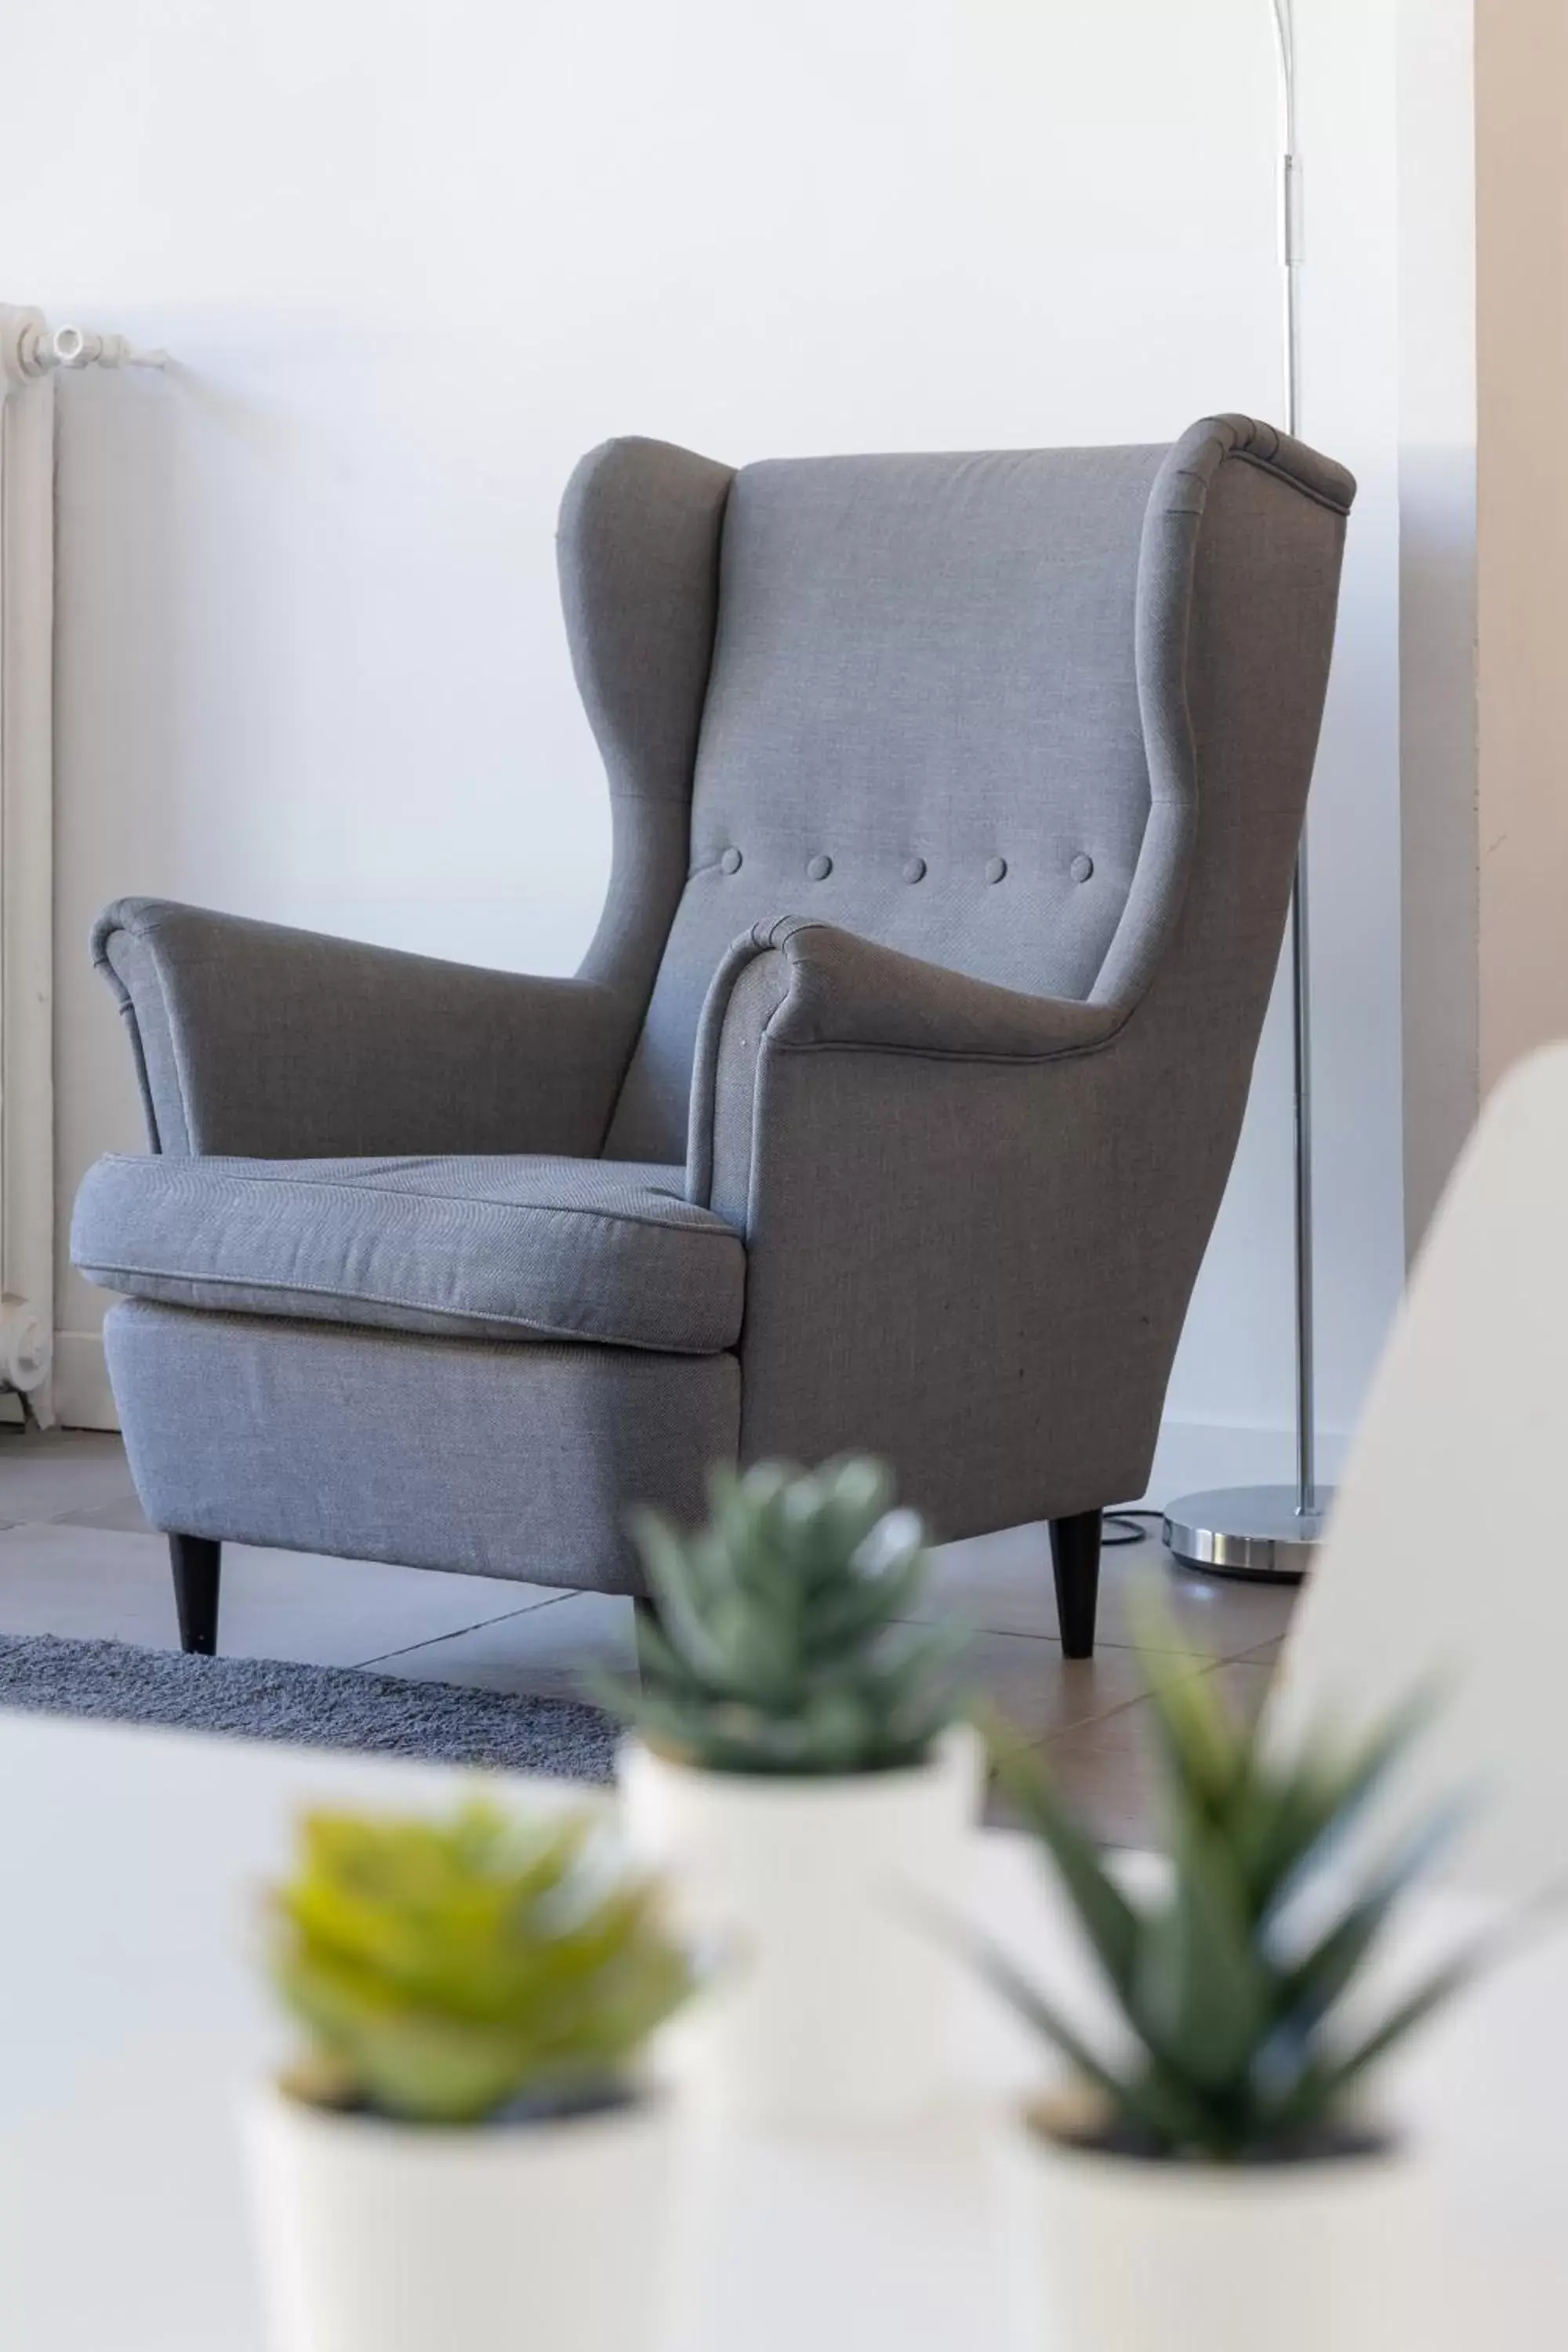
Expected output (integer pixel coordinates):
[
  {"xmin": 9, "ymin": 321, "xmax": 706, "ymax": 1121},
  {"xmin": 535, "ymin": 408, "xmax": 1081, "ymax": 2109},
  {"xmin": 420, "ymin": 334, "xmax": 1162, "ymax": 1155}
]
[
  {"xmin": 985, "ymin": 856, "xmax": 1007, "ymax": 884},
  {"xmin": 1070, "ymin": 853, "xmax": 1094, "ymax": 883},
  {"xmin": 720, "ymin": 848, "xmax": 742, "ymax": 874},
  {"xmin": 902, "ymin": 856, "xmax": 926, "ymax": 883},
  {"xmin": 807, "ymin": 854, "xmax": 833, "ymax": 880}
]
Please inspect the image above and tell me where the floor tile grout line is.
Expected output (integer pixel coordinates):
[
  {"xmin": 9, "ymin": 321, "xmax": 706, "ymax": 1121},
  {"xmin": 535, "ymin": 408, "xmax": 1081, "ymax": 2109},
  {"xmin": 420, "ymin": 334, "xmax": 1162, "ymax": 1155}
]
[
  {"xmin": 1021, "ymin": 1650, "xmax": 1284, "ymax": 1760},
  {"xmin": 1032, "ymin": 1688, "xmax": 1167, "ymax": 1749},
  {"xmin": 44, "ymin": 1513, "xmax": 147, "ymax": 1531},
  {"xmin": 897, "ymin": 1616, "xmax": 1282, "ymax": 1662},
  {"xmin": 354, "ymin": 1592, "xmax": 579, "ymax": 1670},
  {"xmin": 39, "ymin": 1494, "xmax": 143, "ymax": 1525},
  {"xmin": 2, "ymin": 1515, "xmax": 148, "ymax": 1537}
]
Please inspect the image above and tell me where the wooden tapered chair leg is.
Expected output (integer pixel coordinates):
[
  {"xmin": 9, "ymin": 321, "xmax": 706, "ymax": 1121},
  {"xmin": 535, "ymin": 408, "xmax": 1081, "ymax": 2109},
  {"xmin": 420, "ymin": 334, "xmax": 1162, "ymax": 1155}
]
[{"xmin": 169, "ymin": 1534, "xmax": 222, "ymax": 1657}]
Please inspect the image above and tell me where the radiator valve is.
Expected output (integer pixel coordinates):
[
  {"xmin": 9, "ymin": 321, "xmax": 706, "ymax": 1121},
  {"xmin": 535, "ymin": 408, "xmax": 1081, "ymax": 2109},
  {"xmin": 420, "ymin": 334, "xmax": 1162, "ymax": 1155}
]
[{"xmin": 0, "ymin": 1296, "xmax": 53, "ymax": 1425}]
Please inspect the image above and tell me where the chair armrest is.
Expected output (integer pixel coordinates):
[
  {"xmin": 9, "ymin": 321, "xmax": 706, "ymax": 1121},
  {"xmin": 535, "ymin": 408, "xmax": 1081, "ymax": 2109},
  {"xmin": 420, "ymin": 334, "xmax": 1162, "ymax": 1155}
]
[
  {"xmin": 686, "ymin": 916, "xmax": 1186, "ymax": 1540},
  {"xmin": 94, "ymin": 898, "xmax": 634, "ymax": 1158},
  {"xmin": 687, "ymin": 917, "xmax": 1123, "ymax": 1203}
]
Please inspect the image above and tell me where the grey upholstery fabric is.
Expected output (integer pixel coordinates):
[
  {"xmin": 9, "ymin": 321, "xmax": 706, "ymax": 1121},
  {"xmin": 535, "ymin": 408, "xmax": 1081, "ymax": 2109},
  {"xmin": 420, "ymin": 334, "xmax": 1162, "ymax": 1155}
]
[
  {"xmin": 684, "ymin": 916, "xmax": 1123, "ymax": 1207},
  {"xmin": 561, "ymin": 438, "xmax": 735, "ymax": 1137},
  {"xmin": 605, "ymin": 442, "xmax": 1167, "ymax": 1160},
  {"xmin": 93, "ymin": 901, "xmax": 633, "ymax": 1160},
  {"xmin": 105, "ymin": 1299, "xmax": 739, "ymax": 1595},
  {"xmin": 684, "ymin": 423, "xmax": 1353, "ymax": 1533},
  {"xmin": 74, "ymin": 1154, "xmax": 741, "ymax": 1353},
  {"xmin": 81, "ymin": 415, "xmax": 1354, "ymax": 1596}
]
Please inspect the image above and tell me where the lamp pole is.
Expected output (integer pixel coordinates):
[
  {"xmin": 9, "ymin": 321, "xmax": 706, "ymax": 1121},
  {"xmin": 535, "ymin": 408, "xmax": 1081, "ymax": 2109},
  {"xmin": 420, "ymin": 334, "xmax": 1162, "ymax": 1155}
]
[{"xmin": 1162, "ymin": 0, "xmax": 1330, "ymax": 1580}]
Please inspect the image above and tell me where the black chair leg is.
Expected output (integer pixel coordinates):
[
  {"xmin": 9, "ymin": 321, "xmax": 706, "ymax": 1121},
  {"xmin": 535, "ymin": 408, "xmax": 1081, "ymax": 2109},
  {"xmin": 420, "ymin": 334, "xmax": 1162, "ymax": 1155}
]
[
  {"xmin": 169, "ymin": 1534, "xmax": 222, "ymax": 1656},
  {"xmin": 631, "ymin": 1594, "xmax": 661, "ymax": 1685},
  {"xmin": 1049, "ymin": 1509, "xmax": 1102, "ymax": 1661}
]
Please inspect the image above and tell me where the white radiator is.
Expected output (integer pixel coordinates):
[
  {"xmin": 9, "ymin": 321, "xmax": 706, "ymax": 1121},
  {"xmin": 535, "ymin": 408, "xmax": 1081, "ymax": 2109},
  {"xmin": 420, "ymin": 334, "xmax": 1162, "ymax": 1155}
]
[{"xmin": 0, "ymin": 307, "xmax": 165, "ymax": 1425}]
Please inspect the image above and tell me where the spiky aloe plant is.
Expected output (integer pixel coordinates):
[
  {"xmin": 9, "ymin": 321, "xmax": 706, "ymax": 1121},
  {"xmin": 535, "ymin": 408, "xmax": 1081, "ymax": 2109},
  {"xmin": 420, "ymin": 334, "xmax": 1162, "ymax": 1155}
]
[
  {"xmin": 603, "ymin": 1457, "xmax": 969, "ymax": 1775},
  {"xmin": 267, "ymin": 1802, "xmax": 695, "ymax": 2125},
  {"xmin": 975, "ymin": 1608, "xmax": 1497, "ymax": 2163}
]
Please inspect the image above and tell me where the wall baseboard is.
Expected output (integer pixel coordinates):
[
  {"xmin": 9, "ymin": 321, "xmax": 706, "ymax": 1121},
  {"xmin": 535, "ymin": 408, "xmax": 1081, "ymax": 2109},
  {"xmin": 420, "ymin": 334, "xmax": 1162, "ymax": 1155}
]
[{"xmin": 53, "ymin": 1328, "xmax": 118, "ymax": 1431}]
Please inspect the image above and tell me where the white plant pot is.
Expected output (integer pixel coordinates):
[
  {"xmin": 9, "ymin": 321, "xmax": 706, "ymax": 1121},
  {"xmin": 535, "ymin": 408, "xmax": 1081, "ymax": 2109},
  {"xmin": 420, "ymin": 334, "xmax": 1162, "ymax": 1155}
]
[
  {"xmin": 619, "ymin": 1722, "xmax": 982, "ymax": 2129},
  {"xmin": 1002, "ymin": 2107, "xmax": 1434, "ymax": 2352},
  {"xmin": 245, "ymin": 2082, "xmax": 677, "ymax": 2352}
]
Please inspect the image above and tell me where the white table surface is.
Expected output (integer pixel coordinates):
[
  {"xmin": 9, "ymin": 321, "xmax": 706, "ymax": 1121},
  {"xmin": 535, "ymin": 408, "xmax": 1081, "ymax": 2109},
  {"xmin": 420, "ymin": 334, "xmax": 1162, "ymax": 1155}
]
[{"xmin": 1, "ymin": 1708, "xmax": 1564, "ymax": 2350}]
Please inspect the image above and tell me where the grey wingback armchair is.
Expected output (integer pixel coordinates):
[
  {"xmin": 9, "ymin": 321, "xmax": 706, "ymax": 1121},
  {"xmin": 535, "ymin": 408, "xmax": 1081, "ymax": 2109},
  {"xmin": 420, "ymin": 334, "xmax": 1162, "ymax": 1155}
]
[{"xmin": 73, "ymin": 416, "xmax": 1352, "ymax": 1662}]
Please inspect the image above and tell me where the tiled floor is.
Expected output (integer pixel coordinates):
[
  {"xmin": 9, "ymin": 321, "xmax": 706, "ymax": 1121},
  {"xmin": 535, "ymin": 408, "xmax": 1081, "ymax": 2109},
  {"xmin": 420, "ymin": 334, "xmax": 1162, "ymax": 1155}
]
[{"xmin": 0, "ymin": 1427, "xmax": 1296, "ymax": 1844}]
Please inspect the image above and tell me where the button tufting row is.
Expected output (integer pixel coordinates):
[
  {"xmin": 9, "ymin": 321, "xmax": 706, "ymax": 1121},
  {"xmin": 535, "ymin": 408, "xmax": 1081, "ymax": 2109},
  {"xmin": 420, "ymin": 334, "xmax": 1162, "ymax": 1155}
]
[{"xmin": 717, "ymin": 849, "xmax": 1097, "ymax": 884}]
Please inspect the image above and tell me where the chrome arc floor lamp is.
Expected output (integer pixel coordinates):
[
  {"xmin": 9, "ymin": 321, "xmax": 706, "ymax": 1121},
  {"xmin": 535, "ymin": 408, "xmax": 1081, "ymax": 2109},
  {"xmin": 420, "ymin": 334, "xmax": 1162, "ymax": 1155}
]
[{"xmin": 1163, "ymin": 0, "xmax": 1330, "ymax": 1581}]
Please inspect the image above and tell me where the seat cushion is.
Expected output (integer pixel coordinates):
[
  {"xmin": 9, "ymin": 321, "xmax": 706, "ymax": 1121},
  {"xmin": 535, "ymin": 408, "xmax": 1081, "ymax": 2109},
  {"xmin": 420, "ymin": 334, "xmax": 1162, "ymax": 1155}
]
[{"xmin": 72, "ymin": 1153, "xmax": 744, "ymax": 1355}]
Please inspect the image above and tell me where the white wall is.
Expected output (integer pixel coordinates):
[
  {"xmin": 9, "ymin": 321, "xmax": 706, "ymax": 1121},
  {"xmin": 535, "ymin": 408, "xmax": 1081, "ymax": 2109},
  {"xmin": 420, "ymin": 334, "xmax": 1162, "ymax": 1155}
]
[
  {"xmin": 1160, "ymin": 0, "xmax": 1406, "ymax": 1486},
  {"xmin": 4, "ymin": 0, "xmax": 1406, "ymax": 1475}
]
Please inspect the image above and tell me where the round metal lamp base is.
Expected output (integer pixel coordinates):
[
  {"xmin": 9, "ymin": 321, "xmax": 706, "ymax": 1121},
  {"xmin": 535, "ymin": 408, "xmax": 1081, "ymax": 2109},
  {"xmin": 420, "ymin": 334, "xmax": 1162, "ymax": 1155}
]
[{"xmin": 1162, "ymin": 1483, "xmax": 1335, "ymax": 1584}]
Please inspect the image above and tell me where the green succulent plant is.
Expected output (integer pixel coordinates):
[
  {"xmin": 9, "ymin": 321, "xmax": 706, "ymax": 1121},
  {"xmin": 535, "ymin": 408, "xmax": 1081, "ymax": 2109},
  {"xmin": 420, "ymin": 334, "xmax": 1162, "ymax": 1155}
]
[
  {"xmin": 602, "ymin": 1457, "xmax": 969, "ymax": 1776},
  {"xmin": 267, "ymin": 1801, "xmax": 695, "ymax": 2125},
  {"xmin": 974, "ymin": 1603, "xmax": 1495, "ymax": 2164}
]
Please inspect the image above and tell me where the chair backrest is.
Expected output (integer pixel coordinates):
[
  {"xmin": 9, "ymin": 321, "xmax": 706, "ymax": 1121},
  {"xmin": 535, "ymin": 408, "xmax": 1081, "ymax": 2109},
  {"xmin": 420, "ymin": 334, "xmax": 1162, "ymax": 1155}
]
[{"xmin": 557, "ymin": 421, "xmax": 1355, "ymax": 1167}]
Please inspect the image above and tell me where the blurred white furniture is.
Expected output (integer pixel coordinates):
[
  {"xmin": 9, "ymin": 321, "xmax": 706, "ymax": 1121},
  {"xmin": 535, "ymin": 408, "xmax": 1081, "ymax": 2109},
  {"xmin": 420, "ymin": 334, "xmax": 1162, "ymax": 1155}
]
[
  {"xmin": 1279, "ymin": 1041, "xmax": 1568, "ymax": 1902},
  {"xmin": 0, "ymin": 1707, "xmax": 1563, "ymax": 2350}
]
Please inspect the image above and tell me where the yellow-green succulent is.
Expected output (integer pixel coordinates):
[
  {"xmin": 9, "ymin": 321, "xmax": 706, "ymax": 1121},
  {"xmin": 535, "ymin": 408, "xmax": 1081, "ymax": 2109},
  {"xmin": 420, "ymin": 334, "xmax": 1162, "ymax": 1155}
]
[{"xmin": 268, "ymin": 1801, "xmax": 695, "ymax": 2125}]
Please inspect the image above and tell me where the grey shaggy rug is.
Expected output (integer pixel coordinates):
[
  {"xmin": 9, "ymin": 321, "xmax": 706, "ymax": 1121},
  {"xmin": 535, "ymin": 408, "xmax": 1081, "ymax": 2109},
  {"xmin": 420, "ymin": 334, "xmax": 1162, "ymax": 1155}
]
[{"xmin": 0, "ymin": 1635, "xmax": 617, "ymax": 1783}]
